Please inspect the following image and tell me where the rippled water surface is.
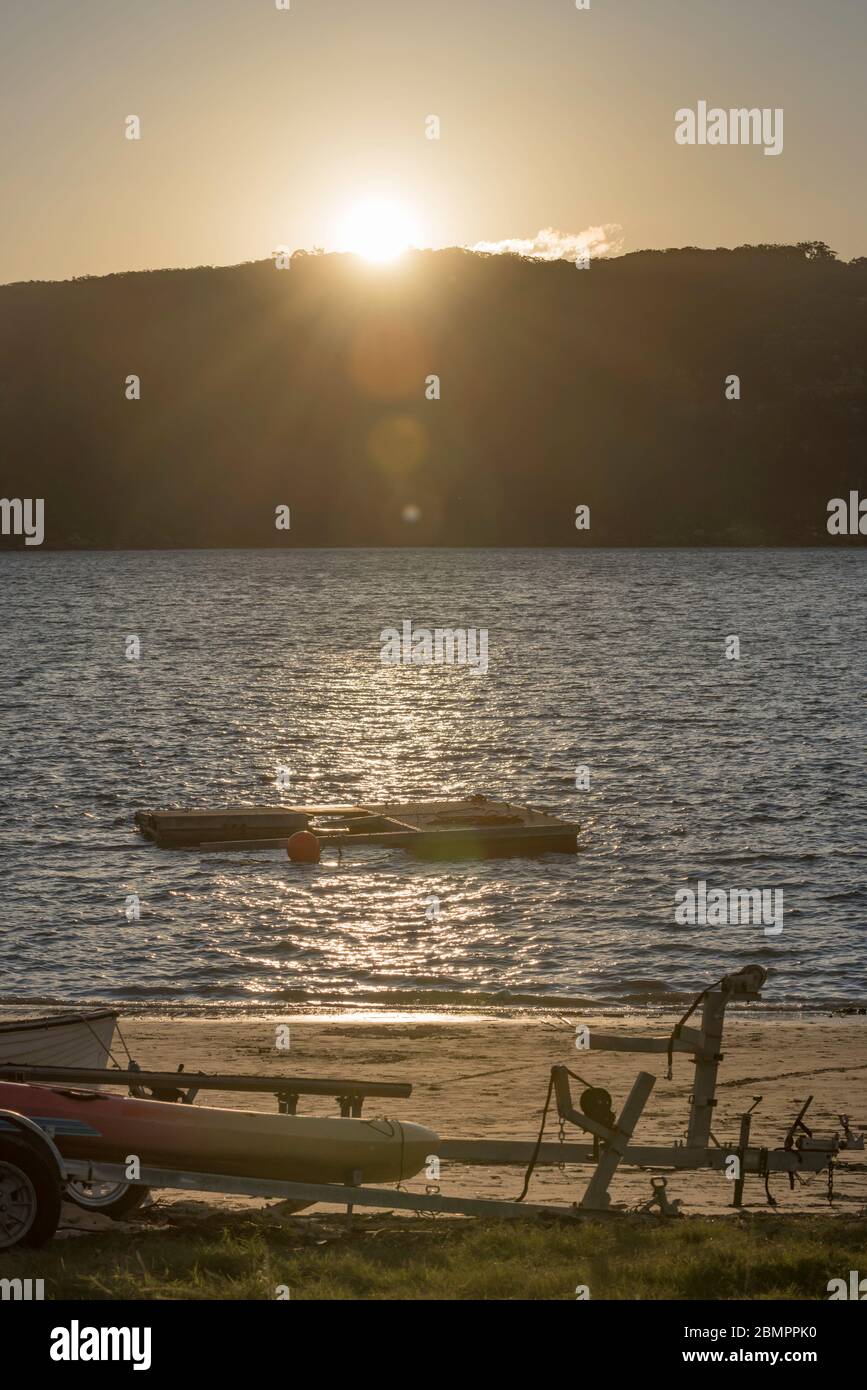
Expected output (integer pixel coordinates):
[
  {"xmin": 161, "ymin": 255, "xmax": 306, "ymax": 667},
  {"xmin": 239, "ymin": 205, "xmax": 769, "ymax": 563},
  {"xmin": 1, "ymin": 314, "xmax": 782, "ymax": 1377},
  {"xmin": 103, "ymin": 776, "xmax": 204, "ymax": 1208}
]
[{"xmin": 1, "ymin": 549, "xmax": 865, "ymax": 1012}]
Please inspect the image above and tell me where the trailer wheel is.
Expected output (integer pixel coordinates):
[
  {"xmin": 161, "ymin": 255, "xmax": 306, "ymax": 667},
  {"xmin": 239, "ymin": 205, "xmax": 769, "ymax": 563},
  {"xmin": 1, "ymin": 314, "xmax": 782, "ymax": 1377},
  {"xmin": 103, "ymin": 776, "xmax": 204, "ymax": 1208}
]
[
  {"xmin": 65, "ymin": 1179, "xmax": 150, "ymax": 1219},
  {"xmin": 0, "ymin": 1135, "xmax": 62, "ymax": 1249}
]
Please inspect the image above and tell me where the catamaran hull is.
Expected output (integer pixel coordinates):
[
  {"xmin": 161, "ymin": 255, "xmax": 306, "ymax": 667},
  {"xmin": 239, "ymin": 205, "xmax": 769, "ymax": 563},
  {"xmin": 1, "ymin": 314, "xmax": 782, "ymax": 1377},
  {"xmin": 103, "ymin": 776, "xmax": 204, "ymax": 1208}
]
[
  {"xmin": 0, "ymin": 1082, "xmax": 437, "ymax": 1185},
  {"xmin": 0, "ymin": 1011, "xmax": 117, "ymax": 1070}
]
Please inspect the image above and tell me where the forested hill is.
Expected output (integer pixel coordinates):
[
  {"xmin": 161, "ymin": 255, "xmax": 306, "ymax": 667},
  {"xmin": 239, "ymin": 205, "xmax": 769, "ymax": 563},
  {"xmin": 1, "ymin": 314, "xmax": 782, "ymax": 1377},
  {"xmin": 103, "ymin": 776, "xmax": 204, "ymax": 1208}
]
[{"xmin": 1, "ymin": 242, "xmax": 865, "ymax": 548}]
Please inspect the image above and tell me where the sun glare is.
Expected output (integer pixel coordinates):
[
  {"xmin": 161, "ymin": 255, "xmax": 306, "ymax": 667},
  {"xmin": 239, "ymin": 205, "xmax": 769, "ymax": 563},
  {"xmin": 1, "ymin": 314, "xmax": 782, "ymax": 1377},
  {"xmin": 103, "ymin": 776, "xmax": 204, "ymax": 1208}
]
[{"xmin": 338, "ymin": 197, "xmax": 419, "ymax": 262}]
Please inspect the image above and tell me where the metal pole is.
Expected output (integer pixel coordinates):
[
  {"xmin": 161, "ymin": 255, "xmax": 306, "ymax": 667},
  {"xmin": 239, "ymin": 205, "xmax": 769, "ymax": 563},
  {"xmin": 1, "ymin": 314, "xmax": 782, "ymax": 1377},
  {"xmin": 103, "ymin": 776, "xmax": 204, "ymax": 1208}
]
[
  {"xmin": 732, "ymin": 1113, "xmax": 752, "ymax": 1208},
  {"xmin": 686, "ymin": 989, "xmax": 726, "ymax": 1148}
]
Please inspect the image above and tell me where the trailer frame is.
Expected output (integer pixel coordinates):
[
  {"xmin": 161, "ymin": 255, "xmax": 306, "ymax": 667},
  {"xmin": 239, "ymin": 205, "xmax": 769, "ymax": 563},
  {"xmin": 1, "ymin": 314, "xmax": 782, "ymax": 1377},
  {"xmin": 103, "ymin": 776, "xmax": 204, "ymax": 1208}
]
[{"xmin": 0, "ymin": 964, "xmax": 861, "ymax": 1248}]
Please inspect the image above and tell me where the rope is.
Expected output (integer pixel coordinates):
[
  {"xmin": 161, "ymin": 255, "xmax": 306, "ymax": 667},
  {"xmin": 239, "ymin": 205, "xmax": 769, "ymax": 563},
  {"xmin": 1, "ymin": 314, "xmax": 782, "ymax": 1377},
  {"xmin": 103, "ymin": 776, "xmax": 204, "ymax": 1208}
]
[
  {"xmin": 79, "ymin": 1014, "xmax": 130, "ymax": 1072},
  {"xmin": 666, "ymin": 977, "xmax": 724, "ymax": 1080},
  {"xmin": 111, "ymin": 1018, "xmax": 136, "ymax": 1066},
  {"xmin": 514, "ymin": 1072, "xmax": 556, "ymax": 1202},
  {"xmin": 514, "ymin": 1066, "xmax": 596, "ymax": 1203}
]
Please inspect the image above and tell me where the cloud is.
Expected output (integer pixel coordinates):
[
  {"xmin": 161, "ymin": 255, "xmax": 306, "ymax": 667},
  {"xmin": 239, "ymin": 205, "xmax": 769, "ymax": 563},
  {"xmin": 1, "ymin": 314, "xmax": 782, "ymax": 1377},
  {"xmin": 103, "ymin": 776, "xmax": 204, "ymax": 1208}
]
[{"xmin": 468, "ymin": 224, "xmax": 623, "ymax": 262}]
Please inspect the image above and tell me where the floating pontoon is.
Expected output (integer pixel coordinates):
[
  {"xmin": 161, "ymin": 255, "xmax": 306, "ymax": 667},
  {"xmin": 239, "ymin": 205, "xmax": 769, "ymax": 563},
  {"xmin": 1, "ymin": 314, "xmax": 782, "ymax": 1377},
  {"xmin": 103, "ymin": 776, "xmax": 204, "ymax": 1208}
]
[{"xmin": 135, "ymin": 796, "xmax": 579, "ymax": 858}]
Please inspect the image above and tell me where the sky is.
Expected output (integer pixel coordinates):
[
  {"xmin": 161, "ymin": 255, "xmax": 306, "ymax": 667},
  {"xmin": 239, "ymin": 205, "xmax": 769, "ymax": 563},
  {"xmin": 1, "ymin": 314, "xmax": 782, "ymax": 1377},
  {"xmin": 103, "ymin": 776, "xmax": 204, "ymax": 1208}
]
[{"xmin": 1, "ymin": 0, "xmax": 865, "ymax": 284}]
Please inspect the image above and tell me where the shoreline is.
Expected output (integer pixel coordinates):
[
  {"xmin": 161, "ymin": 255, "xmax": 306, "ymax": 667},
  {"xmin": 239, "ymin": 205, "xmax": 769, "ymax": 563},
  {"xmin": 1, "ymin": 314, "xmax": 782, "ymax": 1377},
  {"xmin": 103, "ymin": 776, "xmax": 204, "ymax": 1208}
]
[{"xmin": 2, "ymin": 999, "xmax": 865, "ymax": 1025}]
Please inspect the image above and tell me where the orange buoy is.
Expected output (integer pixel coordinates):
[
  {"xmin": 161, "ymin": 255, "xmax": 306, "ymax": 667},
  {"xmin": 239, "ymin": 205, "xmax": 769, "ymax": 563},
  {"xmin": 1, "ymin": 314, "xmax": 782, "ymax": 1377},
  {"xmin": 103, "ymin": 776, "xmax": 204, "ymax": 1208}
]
[{"xmin": 286, "ymin": 830, "xmax": 321, "ymax": 864}]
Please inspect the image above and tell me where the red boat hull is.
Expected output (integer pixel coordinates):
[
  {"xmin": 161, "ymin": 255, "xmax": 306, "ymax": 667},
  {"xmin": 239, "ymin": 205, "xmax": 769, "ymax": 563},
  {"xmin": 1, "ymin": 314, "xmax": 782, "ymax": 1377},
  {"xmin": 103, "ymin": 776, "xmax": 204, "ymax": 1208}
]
[{"xmin": 0, "ymin": 1082, "xmax": 437, "ymax": 1184}]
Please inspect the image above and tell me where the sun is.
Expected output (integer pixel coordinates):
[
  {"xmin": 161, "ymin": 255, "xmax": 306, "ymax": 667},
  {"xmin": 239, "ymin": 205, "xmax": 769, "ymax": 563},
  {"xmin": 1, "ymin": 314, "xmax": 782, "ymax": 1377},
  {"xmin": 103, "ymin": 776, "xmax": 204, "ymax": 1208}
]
[{"xmin": 338, "ymin": 197, "xmax": 420, "ymax": 263}]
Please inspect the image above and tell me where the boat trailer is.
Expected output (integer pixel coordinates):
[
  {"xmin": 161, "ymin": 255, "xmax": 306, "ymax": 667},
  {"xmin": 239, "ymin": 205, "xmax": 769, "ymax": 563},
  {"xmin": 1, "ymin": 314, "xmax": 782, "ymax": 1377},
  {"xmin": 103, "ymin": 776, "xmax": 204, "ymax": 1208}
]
[
  {"xmin": 441, "ymin": 963, "xmax": 863, "ymax": 1212},
  {"xmin": 0, "ymin": 965, "xmax": 862, "ymax": 1249}
]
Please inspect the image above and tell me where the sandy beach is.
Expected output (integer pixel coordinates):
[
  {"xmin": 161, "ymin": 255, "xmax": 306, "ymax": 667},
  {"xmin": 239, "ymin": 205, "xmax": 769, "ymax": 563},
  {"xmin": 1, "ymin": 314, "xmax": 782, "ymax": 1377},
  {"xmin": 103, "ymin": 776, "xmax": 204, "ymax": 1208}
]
[{"xmin": 62, "ymin": 1010, "xmax": 866, "ymax": 1224}]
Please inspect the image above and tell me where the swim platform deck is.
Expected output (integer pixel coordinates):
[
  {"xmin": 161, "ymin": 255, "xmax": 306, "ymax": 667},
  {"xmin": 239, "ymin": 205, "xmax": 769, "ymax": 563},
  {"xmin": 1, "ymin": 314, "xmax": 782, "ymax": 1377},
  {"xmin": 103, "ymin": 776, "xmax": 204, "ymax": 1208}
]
[{"xmin": 135, "ymin": 797, "xmax": 578, "ymax": 858}]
